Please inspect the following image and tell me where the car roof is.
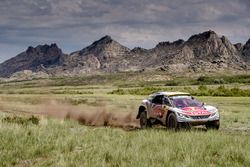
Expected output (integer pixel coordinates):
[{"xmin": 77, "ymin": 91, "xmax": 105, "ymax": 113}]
[{"xmin": 150, "ymin": 91, "xmax": 190, "ymax": 97}]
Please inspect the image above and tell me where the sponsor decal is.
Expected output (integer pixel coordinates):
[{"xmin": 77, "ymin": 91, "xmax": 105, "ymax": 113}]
[
  {"xmin": 152, "ymin": 105, "xmax": 164, "ymax": 117},
  {"xmin": 182, "ymin": 107, "xmax": 210, "ymax": 115}
]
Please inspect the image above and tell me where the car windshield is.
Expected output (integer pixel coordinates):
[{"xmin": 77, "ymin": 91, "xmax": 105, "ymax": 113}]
[{"xmin": 171, "ymin": 96, "xmax": 203, "ymax": 108}]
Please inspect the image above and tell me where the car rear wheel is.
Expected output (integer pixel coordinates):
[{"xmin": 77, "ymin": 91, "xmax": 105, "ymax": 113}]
[
  {"xmin": 167, "ymin": 113, "xmax": 179, "ymax": 130},
  {"xmin": 140, "ymin": 112, "xmax": 151, "ymax": 128},
  {"xmin": 206, "ymin": 120, "xmax": 220, "ymax": 130}
]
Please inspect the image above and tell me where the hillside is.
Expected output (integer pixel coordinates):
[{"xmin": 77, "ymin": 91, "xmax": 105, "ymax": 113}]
[{"xmin": 0, "ymin": 30, "xmax": 249, "ymax": 78}]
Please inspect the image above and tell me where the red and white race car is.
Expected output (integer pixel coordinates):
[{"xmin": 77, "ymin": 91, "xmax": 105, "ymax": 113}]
[{"xmin": 136, "ymin": 92, "xmax": 220, "ymax": 130}]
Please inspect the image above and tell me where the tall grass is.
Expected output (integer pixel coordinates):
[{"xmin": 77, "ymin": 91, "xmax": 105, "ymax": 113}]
[
  {"xmin": 1, "ymin": 73, "xmax": 249, "ymax": 88},
  {"xmin": 0, "ymin": 117, "xmax": 249, "ymax": 167},
  {"xmin": 0, "ymin": 74, "xmax": 249, "ymax": 166}
]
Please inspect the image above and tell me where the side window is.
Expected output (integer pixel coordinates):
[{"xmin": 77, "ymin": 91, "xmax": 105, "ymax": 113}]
[
  {"xmin": 163, "ymin": 96, "xmax": 171, "ymax": 106},
  {"xmin": 152, "ymin": 95, "xmax": 163, "ymax": 104}
]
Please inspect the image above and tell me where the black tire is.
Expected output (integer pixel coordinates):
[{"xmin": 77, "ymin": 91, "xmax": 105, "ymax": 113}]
[
  {"xmin": 166, "ymin": 113, "xmax": 179, "ymax": 130},
  {"xmin": 179, "ymin": 122, "xmax": 191, "ymax": 130},
  {"xmin": 206, "ymin": 120, "xmax": 220, "ymax": 130},
  {"xmin": 140, "ymin": 112, "xmax": 151, "ymax": 128},
  {"xmin": 147, "ymin": 119, "xmax": 152, "ymax": 128}
]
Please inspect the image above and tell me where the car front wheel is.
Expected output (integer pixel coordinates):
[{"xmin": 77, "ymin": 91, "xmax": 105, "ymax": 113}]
[
  {"xmin": 206, "ymin": 120, "xmax": 220, "ymax": 130},
  {"xmin": 167, "ymin": 113, "xmax": 179, "ymax": 130}
]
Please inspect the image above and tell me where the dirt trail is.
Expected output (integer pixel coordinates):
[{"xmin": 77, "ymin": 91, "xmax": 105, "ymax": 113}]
[{"xmin": 36, "ymin": 101, "xmax": 140, "ymax": 129}]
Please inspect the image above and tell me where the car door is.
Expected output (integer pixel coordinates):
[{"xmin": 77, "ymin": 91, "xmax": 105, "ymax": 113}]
[
  {"xmin": 162, "ymin": 96, "xmax": 171, "ymax": 117},
  {"xmin": 150, "ymin": 95, "xmax": 164, "ymax": 119}
]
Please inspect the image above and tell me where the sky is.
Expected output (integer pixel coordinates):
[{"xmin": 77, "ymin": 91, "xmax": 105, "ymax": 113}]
[{"xmin": 0, "ymin": 0, "xmax": 250, "ymax": 63}]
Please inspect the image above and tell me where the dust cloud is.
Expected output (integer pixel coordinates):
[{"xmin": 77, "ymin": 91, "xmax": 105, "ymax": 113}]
[{"xmin": 37, "ymin": 101, "xmax": 140, "ymax": 130}]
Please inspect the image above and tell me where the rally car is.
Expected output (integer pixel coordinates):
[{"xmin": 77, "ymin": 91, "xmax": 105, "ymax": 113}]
[{"xmin": 136, "ymin": 92, "xmax": 220, "ymax": 130}]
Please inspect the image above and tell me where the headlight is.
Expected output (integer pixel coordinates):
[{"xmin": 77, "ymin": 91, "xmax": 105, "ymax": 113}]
[
  {"xmin": 177, "ymin": 112, "xmax": 189, "ymax": 118},
  {"xmin": 210, "ymin": 110, "xmax": 219, "ymax": 117},
  {"xmin": 210, "ymin": 112, "xmax": 216, "ymax": 117}
]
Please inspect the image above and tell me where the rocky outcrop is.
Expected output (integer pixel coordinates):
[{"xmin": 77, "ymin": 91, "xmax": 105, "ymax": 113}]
[
  {"xmin": 183, "ymin": 31, "xmax": 245, "ymax": 71},
  {"xmin": 121, "ymin": 30, "xmax": 248, "ymax": 72},
  {"xmin": 0, "ymin": 31, "xmax": 249, "ymax": 78},
  {"xmin": 243, "ymin": 39, "xmax": 250, "ymax": 58},
  {"xmin": 59, "ymin": 35, "xmax": 132, "ymax": 74},
  {"xmin": 234, "ymin": 43, "xmax": 243, "ymax": 52},
  {"xmin": 0, "ymin": 43, "xmax": 65, "ymax": 77}
]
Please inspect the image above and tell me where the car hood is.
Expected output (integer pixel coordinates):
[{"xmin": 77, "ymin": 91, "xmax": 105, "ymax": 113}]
[{"xmin": 181, "ymin": 107, "xmax": 211, "ymax": 116}]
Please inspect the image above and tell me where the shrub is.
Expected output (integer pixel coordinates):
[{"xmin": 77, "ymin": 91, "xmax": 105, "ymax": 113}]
[
  {"xmin": 108, "ymin": 89, "xmax": 126, "ymax": 95},
  {"xmin": 213, "ymin": 79, "xmax": 225, "ymax": 84},
  {"xmin": 65, "ymin": 98, "xmax": 88, "ymax": 105},
  {"xmin": 109, "ymin": 86, "xmax": 250, "ymax": 97},
  {"xmin": 51, "ymin": 90, "xmax": 93, "ymax": 94},
  {"xmin": 165, "ymin": 80, "xmax": 179, "ymax": 86},
  {"xmin": 198, "ymin": 85, "xmax": 208, "ymax": 91},
  {"xmin": 197, "ymin": 76, "xmax": 208, "ymax": 82},
  {"xmin": 2, "ymin": 115, "xmax": 39, "ymax": 125}
]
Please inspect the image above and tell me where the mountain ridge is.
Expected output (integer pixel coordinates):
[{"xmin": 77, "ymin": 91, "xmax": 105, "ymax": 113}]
[{"xmin": 0, "ymin": 30, "xmax": 249, "ymax": 78}]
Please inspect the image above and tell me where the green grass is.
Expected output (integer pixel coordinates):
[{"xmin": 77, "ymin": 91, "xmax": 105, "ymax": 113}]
[
  {"xmin": 109, "ymin": 85, "xmax": 250, "ymax": 96},
  {"xmin": 0, "ymin": 118, "xmax": 249, "ymax": 167},
  {"xmin": 0, "ymin": 75, "xmax": 250, "ymax": 166},
  {"xmin": 0, "ymin": 95, "xmax": 249, "ymax": 166},
  {"xmin": 198, "ymin": 97, "xmax": 250, "ymax": 130},
  {"xmin": 1, "ymin": 72, "xmax": 249, "ymax": 88},
  {"xmin": 164, "ymin": 74, "xmax": 250, "ymax": 86},
  {"xmin": 2, "ymin": 115, "xmax": 39, "ymax": 125}
]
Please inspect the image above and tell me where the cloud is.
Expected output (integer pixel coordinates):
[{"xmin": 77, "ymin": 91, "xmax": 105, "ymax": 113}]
[{"xmin": 0, "ymin": 0, "xmax": 250, "ymax": 62}]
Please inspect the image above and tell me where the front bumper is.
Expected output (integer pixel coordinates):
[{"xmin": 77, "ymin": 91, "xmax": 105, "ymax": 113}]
[{"xmin": 177, "ymin": 113, "xmax": 219, "ymax": 124}]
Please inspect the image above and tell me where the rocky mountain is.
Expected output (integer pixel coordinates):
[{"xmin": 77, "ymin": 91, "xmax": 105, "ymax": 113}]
[
  {"xmin": 0, "ymin": 30, "xmax": 249, "ymax": 78},
  {"xmin": 242, "ymin": 39, "xmax": 250, "ymax": 59},
  {"xmin": 59, "ymin": 35, "xmax": 132, "ymax": 74},
  {"xmin": 0, "ymin": 43, "xmax": 65, "ymax": 77}
]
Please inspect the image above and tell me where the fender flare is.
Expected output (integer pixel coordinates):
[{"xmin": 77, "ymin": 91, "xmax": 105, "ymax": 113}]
[
  {"xmin": 136, "ymin": 106, "xmax": 146, "ymax": 119},
  {"xmin": 165, "ymin": 110, "xmax": 176, "ymax": 124}
]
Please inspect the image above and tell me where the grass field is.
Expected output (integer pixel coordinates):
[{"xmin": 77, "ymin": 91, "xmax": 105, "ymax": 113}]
[{"xmin": 0, "ymin": 75, "xmax": 250, "ymax": 167}]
